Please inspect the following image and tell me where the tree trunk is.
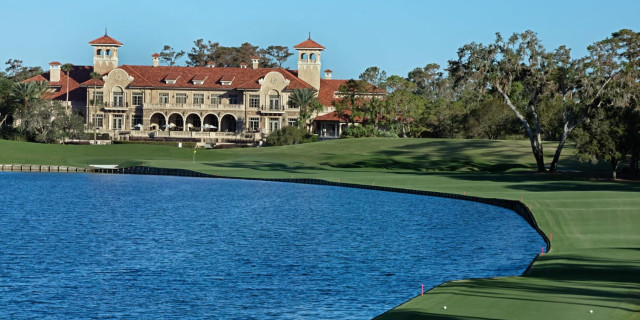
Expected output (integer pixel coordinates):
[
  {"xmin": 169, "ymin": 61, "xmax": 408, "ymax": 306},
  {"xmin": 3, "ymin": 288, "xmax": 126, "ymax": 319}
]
[
  {"xmin": 497, "ymin": 86, "xmax": 546, "ymax": 172},
  {"xmin": 630, "ymin": 151, "xmax": 639, "ymax": 177},
  {"xmin": 0, "ymin": 114, "xmax": 8, "ymax": 128},
  {"xmin": 612, "ymin": 159, "xmax": 619, "ymax": 180},
  {"xmin": 549, "ymin": 121, "xmax": 573, "ymax": 172}
]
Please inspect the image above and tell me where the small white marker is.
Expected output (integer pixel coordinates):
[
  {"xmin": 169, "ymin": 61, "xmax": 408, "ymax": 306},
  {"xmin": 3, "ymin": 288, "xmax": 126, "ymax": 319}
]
[
  {"xmin": 443, "ymin": 306, "xmax": 447, "ymax": 310},
  {"xmin": 590, "ymin": 310, "xmax": 593, "ymax": 314}
]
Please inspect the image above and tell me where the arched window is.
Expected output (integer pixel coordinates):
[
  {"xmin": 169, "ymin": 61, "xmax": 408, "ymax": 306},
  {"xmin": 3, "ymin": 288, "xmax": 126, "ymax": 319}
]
[
  {"xmin": 112, "ymin": 87, "xmax": 124, "ymax": 107},
  {"xmin": 300, "ymin": 53, "xmax": 307, "ymax": 61},
  {"xmin": 268, "ymin": 90, "xmax": 280, "ymax": 111},
  {"xmin": 310, "ymin": 53, "xmax": 316, "ymax": 61},
  {"xmin": 106, "ymin": 49, "xmax": 111, "ymax": 56},
  {"xmin": 96, "ymin": 49, "xmax": 102, "ymax": 56}
]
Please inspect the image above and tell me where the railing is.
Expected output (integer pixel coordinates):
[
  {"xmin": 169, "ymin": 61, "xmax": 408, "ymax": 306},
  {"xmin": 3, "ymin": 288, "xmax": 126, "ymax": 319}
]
[
  {"xmin": 260, "ymin": 105, "xmax": 285, "ymax": 112},
  {"xmin": 148, "ymin": 131, "xmax": 256, "ymax": 139},
  {"xmin": 143, "ymin": 103, "xmax": 244, "ymax": 110}
]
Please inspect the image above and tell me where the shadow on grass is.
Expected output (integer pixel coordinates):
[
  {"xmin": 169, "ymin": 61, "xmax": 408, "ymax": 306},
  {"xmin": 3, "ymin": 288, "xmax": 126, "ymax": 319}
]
[
  {"xmin": 375, "ymin": 311, "xmax": 497, "ymax": 320},
  {"xmin": 376, "ymin": 275, "xmax": 639, "ymax": 320},
  {"xmin": 528, "ymin": 250, "xmax": 640, "ymax": 283},
  {"xmin": 321, "ymin": 158, "xmax": 530, "ymax": 173},
  {"xmin": 441, "ymin": 172, "xmax": 640, "ymax": 192},
  {"xmin": 203, "ymin": 161, "xmax": 325, "ymax": 174}
]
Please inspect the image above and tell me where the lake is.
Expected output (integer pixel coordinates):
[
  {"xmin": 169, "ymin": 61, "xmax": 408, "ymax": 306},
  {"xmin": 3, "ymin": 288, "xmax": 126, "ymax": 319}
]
[{"xmin": 0, "ymin": 172, "xmax": 544, "ymax": 319}]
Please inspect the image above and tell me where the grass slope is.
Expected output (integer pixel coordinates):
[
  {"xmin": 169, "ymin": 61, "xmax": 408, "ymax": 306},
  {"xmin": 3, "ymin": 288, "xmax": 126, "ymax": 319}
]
[{"xmin": 1, "ymin": 138, "xmax": 639, "ymax": 319}]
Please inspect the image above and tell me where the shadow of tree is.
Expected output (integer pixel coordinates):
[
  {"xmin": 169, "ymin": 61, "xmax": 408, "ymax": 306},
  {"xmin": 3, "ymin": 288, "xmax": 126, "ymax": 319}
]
[{"xmin": 203, "ymin": 161, "xmax": 324, "ymax": 174}]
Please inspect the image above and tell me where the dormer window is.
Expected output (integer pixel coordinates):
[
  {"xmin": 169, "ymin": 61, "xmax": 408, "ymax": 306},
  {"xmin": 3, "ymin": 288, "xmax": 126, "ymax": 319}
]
[
  {"xmin": 192, "ymin": 74, "xmax": 207, "ymax": 85},
  {"xmin": 220, "ymin": 75, "xmax": 234, "ymax": 86},
  {"xmin": 164, "ymin": 72, "xmax": 180, "ymax": 84}
]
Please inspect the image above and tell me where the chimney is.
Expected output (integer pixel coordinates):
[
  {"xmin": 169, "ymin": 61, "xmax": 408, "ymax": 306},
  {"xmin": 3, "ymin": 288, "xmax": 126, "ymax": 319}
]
[
  {"xmin": 324, "ymin": 69, "xmax": 333, "ymax": 80},
  {"xmin": 251, "ymin": 55, "xmax": 259, "ymax": 69},
  {"xmin": 49, "ymin": 61, "xmax": 62, "ymax": 82},
  {"xmin": 206, "ymin": 61, "xmax": 216, "ymax": 68},
  {"xmin": 152, "ymin": 53, "xmax": 160, "ymax": 67},
  {"xmin": 240, "ymin": 62, "xmax": 248, "ymax": 69}
]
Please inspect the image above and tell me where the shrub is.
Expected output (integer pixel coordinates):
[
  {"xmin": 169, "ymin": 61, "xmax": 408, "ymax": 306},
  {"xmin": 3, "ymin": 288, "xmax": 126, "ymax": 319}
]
[
  {"xmin": 342, "ymin": 125, "xmax": 398, "ymax": 138},
  {"xmin": 266, "ymin": 126, "xmax": 316, "ymax": 146}
]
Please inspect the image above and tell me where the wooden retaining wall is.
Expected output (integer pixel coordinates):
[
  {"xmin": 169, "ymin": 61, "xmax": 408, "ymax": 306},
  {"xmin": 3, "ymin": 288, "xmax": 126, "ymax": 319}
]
[{"xmin": 0, "ymin": 164, "xmax": 91, "ymax": 173}]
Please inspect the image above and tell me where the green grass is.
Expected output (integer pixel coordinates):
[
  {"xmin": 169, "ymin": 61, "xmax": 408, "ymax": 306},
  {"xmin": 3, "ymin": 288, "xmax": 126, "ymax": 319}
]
[{"xmin": 1, "ymin": 138, "xmax": 639, "ymax": 319}]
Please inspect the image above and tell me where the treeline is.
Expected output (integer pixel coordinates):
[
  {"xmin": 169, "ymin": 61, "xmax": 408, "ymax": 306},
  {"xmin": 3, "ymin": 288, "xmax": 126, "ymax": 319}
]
[
  {"xmin": 333, "ymin": 29, "xmax": 639, "ymax": 178},
  {"xmin": 159, "ymin": 41, "xmax": 293, "ymax": 68}
]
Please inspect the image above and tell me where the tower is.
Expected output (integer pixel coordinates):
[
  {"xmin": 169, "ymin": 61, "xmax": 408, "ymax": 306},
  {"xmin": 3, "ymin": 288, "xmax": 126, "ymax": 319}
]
[
  {"xmin": 89, "ymin": 31, "xmax": 123, "ymax": 74},
  {"xmin": 294, "ymin": 36, "xmax": 325, "ymax": 90}
]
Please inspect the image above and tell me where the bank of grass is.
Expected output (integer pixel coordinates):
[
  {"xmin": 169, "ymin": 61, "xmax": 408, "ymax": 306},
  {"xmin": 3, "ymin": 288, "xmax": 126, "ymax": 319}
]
[{"xmin": 0, "ymin": 138, "xmax": 638, "ymax": 319}]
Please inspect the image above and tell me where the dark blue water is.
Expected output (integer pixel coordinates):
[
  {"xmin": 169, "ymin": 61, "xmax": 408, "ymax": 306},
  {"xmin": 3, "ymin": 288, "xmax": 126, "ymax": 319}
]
[{"xmin": 0, "ymin": 172, "xmax": 544, "ymax": 319}]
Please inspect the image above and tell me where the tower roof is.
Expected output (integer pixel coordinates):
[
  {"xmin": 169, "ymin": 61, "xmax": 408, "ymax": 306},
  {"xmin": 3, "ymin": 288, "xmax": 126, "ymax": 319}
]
[
  {"xmin": 293, "ymin": 38, "xmax": 325, "ymax": 50},
  {"xmin": 89, "ymin": 34, "xmax": 123, "ymax": 46}
]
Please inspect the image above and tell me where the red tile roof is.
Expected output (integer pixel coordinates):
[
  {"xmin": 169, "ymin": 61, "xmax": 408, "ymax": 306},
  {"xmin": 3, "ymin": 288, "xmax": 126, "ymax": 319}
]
[
  {"xmin": 324, "ymin": 69, "xmax": 332, "ymax": 73},
  {"xmin": 89, "ymin": 35, "xmax": 123, "ymax": 46},
  {"xmin": 318, "ymin": 79, "xmax": 348, "ymax": 106},
  {"xmin": 317, "ymin": 79, "xmax": 386, "ymax": 106},
  {"xmin": 86, "ymin": 65, "xmax": 313, "ymax": 90},
  {"xmin": 192, "ymin": 73, "xmax": 207, "ymax": 81},
  {"xmin": 24, "ymin": 66, "xmax": 93, "ymax": 101},
  {"xmin": 49, "ymin": 61, "xmax": 61, "ymax": 66},
  {"xmin": 314, "ymin": 110, "xmax": 362, "ymax": 123},
  {"xmin": 152, "ymin": 53, "xmax": 160, "ymax": 58},
  {"xmin": 293, "ymin": 38, "xmax": 325, "ymax": 50},
  {"xmin": 164, "ymin": 72, "xmax": 181, "ymax": 81}
]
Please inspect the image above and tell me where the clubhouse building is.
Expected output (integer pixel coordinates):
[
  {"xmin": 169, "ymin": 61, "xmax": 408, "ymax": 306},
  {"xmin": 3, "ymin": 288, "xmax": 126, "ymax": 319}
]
[{"xmin": 27, "ymin": 33, "xmax": 362, "ymax": 142}]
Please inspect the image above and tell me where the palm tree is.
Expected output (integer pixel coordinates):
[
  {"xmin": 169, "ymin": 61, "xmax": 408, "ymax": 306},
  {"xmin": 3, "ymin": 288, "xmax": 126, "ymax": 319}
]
[
  {"xmin": 12, "ymin": 81, "xmax": 49, "ymax": 110},
  {"xmin": 7, "ymin": 81, "xmax": 49, "ymax": 127},
  {"xmin": 289, "ymin": 88, "xmax": 321, "ymax": 130},
  {"xmin": 61, "ymin": 63, "xmax": 73, "ymax": 111}
]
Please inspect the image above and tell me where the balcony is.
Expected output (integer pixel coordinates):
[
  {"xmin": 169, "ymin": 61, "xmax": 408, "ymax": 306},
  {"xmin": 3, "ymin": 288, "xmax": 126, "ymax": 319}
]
[
  {"xmin": 259, "ymin": 105, "xmax": 285, "ymax": 114},
  {"xmin": 143, "ymin": 103, "xmax": 244, "ymax": 110},
  {"xmin": 102, "ymin": 102, "xmax": 129, "ymax": 111}
]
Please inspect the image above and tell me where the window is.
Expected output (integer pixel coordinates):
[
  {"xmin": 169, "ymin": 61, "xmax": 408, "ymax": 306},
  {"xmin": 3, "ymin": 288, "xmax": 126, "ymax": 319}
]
[
  {"xmin": 112, "ymin": 114, "xmax": 124, "ymax": 130},
  {"xmin": 193, "ymin": 93, "xmax": 204, "ymax": 104},
  {"xmin": 249, "ymin": 117, "xmax": 260, "ymax": 132},
  {"xmin": 269, "ymin": 95, "xmax": 280, "ymax": 110},
  {"xmin": 106, "ymin": 49, "xmax": 111, "ymax": 56},
  {"xmin": 113, "ymin": 91, "xmax": 124, "ymax": 107},
  {"xmin": 132, "ymin": 115, "xmax": 142, "ymax": 129},
  {"xmin": 288, "ymin": 118, "xmax": 298, "ymax": 127},
  {"xmin": 92, "ymin": 114, "xmax": 104, "ymax": 128},
  {"xmin": 159, "ymin": 93, "xmax": 169, "ymax": 104},
  {"xmin": 96, "ymin": 49, "xmax": 102, "ymax": 56},
  {"xmin": 132, "ymin": 92, "xmax": 144, "ymax": 106},
  {"xmin": 210, "ymin": 94, "xmax": 220, "ymax": 106},
  {"xmin": 176, "ymin": 93, "xmax": 187, "ymax": 104},
  {"xmin": 269, "ymin": 118, "xmax": 280, "ymax": 132},
  {"xmin": 229, "ymin": 95, "xmax": 239, "ymax": 105},
  {"xmin": 249, "ymin": 95, "xmax": 260, "ymax": 108},
  {"xmin": 93, "ymin": 91, "xmax": 103, "ymax": 105}
]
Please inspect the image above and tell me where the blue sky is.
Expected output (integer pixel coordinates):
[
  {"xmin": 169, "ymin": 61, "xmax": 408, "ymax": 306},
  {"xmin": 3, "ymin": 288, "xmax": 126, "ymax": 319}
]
[{"xmin": 1, "ymin": 0, "xmax": 638, "ymax": 79}]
